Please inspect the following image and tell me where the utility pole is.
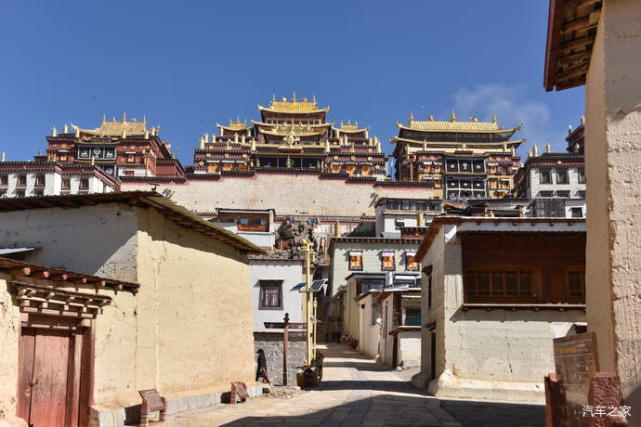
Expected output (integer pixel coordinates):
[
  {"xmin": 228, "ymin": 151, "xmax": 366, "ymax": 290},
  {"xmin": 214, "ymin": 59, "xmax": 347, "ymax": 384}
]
[{"xmin": 301, "ymin": 240, "xmax": 315, "ymax": 366}]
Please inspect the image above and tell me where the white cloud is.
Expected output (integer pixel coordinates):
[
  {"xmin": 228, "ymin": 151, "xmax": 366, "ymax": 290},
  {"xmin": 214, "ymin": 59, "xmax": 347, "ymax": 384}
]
[{"xmin": 452, "ymin": 84, "xmax": 556, "ymax": 155}]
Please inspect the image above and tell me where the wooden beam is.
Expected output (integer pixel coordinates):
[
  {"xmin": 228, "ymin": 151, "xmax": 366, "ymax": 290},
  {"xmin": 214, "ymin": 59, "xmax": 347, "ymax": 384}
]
[
  {"xmin": 558, "ymin": 34, "xmax": 595, "ymax": 52},
  {"xmin": 74, "ymin": 277, "xmax": 88, "ymax": 285},
  {"xmin": 31, "ymin": 270, "xmax": 50, "ymax": 279},
  {"xmin": 8, "ymin": 267, "xmax": 31, "ymax": 276},
  {"xmin": 50, "ymin": 273, "xmax": 70, "ymax": 281}
]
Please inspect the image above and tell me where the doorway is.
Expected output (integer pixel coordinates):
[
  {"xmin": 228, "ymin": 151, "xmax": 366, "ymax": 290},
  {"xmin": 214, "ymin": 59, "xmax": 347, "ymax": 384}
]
[{"xmin": 17, "ymin": 318, "xmax": 92, "ymax": 427}]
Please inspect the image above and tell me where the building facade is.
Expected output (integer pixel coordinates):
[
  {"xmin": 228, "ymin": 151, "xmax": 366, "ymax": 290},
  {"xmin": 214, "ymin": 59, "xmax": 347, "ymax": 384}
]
[
  {"xmin": 44, "ymin": 115, "xmax": 183, "ymax": 178},
  {"xmin": 391, "ymin": 113, "xmax": 523, "ymax": 200},
  {"xmin": 0, "ymin": 192, "xmax": 263, "ymax": 426},
  {"xmin": 192, "ymin": 95, "xmax": 387, "ymax": 178},
  {"xmin": 0, "ymin": 162, "xmax": 119, "ymax": 198},
  {"xmin": 413, "ymin": 217, "xmax": 586, "ymax": 402},
  {"xmin": 513, "ymin": 150, "xmax": 586, "ymax": 218}
]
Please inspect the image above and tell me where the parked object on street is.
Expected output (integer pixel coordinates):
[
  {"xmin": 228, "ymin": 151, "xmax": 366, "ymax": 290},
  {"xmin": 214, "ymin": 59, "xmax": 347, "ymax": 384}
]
[{"xmin": 138, "ymin": 389, "xmax": 167, "ymax": 426}]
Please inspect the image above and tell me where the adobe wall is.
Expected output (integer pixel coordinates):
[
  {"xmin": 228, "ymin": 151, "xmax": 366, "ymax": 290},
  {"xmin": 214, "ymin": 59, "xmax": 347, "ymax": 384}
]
[
  {"xmin": 0, "ymin": 274, "xmax": 22, "ymax": 422},
  {"xmin": 121, "ymin": 173, "xmax": 437, "ymax": 216},
  {"xmin": 0, "ymin": 204, "xmax": 139, "ymax": 282},
  {"xmin": 585, "ymin": 0, "xmax": 641, "ymax": 420},
  {"xmin": 135, "ymin": 207, "xmax": 256, "ymax": 397}
]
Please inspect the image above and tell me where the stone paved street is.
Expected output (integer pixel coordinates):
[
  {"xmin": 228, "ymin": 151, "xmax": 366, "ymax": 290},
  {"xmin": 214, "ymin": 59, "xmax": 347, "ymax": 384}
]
[
  {"xmin": 159, "ymin": 344, "xmax": 545, "ymax": 426},
  {"xmin": 160, "ymin": 344, "xmax": 460, "ymax": 426}
]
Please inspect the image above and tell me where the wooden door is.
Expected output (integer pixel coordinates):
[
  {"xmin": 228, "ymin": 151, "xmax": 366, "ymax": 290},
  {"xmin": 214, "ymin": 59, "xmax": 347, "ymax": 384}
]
[{"xmin": 18, "ymin": 327, "xmax": 87, "ymax": 427}]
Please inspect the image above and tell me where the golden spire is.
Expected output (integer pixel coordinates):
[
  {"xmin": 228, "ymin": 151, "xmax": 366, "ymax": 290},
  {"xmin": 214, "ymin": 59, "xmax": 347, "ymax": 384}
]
[
  {"xmin": 291, "ymin": 92, "xmax": 297, "ymax": 102},
  {"xmin": 428, "ymin": 114, "xmax": 435, "ymax": 121},
  {"xmin": 449, "ymin": 110, "xmax": 457, "ymax": 122},
  {"xmin": 491, "ymin": 113, "xmax": 497, "ymax": 123},
  {"xmin": 102, "ymin": 114, "xmax": 107, "ymax": 123},
  {"xmin": 122, "ymin": 112, "xmax": 127, "ymax": 122},
  {"xmin": 408, "ymin": 112, "xmax": 414, "ymax": 124}
]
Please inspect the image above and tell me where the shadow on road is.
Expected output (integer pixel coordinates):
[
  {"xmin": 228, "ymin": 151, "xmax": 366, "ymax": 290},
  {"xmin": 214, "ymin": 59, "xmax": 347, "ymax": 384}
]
[
  {"xmin": 440, "ymin": 398, "xmax": 545, "ymax": 427},
  {"xmin": 221, "ymin": 394, "xmax": 454, "ymax": 426}
]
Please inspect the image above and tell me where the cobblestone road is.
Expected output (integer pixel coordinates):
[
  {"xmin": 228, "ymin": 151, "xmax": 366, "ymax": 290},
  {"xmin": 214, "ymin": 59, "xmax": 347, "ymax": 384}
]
[{"xmin": 161, "ymin": 344, "xmax": 460, "ymax": 426}]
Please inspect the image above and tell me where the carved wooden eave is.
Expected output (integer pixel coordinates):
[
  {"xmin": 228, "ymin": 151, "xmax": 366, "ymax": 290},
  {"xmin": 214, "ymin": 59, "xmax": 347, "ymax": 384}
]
[
  {"xmin": 12, "ymin": 282, "xmax": 112, "ymax": 319},
  {"xmin": 544, "ymin": 0, "xmax": 603, "ymax": 91}
]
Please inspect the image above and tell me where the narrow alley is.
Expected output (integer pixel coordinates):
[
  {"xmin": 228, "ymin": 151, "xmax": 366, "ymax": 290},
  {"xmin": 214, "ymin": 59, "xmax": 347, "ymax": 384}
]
[{"xmin": 159, "ymin": 344, "xmax": 544, "ymax": 427}]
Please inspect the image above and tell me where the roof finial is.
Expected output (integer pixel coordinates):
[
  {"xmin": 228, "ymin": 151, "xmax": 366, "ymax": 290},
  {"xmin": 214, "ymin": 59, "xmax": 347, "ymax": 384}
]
[
  {"xmin": 122, "ymin": 112, "xmax": 127, "ymax": 122},
  {"xmin": 580, "ymin": 115, "xmax": 585, "ymax": 125},
  {"xmin": 408, "ymin": 112, "xmax": 414, "ymax": 124},
  {"xmin": 272, "ymin": 93, "xmax": 276, "ymax": 103},
  {"xmin": 292, "ymin": 92, "xmax": 297, "ymax": 102},
  {"xmin": 102, "ymin": 114, "xmax": 107, "ymax": 123},
  {"xmin": 51, "ymin": 126, "xmax": 58, "ymax": 137},
  {"xmin": 491, "ymin": 112, "xmax": 497, "ymax": 123},
  {"xmin": 312, "ymin": 94, "xmax": 317, "ymax": 104},
  {"xmin": 545, "ymin": 143, "xmax": 551, "ymax": 153},
  {"xmin": 470, "ymin": 115, "xmax": 478, "ymax": 122},
  {"xmin": 142, "ymin": 115, "xmax": 146, "ymax": 125},
  {"xmin": 63, "ymin": 123, "xmax": 69, "ymax": 133},
  {"xmin": 533, "ymin": 144, "xmax": 539, "ymax": 156},
  {"xmin": 428, "ymin": 114, "xmax": 435, "ymax": 121},
  {"xmin": 449, "ymin": 110, "xmax": 457, "ymax": 122}
]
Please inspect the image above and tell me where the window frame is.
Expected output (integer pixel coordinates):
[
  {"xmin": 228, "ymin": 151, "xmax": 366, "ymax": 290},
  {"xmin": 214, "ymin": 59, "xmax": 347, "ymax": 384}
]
[
  {"xmin": 348, "ymin": 251, "xmax": 363, "ymax": 271},
  {"xmin": 405, "ymin": 251, "xmax": 419, "ymax": 271},
  {"xmin": 381, "ymin": 251, "xmax": 396, "ymax": 271},
  {"xmin": 464, "ymin": 267, "xmax": 538, "ymax": 304},
  {"xmin": 258, "ymin": 280, "xmax": 283, "ymax": 310}
]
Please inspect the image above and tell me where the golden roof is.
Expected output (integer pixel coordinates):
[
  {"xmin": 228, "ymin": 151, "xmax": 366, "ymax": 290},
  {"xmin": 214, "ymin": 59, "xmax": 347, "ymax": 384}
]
[
  {"xmin": 398, "ymin": 114, "xmax": 521, "ymax": 134},
  {"xmin": 74, "ymin": 114, "xmax": 156, "ymax": 137},
  {"xmin": 217, "ymin": 119, "xmax": 250, "ymax": 131},
  {"xmin": 258, "ymin": 94, "xmax": 329, "ymax": 114},
  {"xmin": 261, "ymin": 128, "xmax": 325, "ymax": 137},
  {"xmin": 392, "ymin": 136, "xmax": 525, "ymax": 147},
  {"xmin": 333, "ymin": 121, "xmax": 369, "ymax": 133}
]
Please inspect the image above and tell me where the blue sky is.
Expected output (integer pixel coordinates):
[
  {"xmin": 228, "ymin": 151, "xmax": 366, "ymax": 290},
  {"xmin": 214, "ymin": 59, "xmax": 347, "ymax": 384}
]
[{"xmin": 0, "ymin": 1, "xmax": 584, "ymax": 166}]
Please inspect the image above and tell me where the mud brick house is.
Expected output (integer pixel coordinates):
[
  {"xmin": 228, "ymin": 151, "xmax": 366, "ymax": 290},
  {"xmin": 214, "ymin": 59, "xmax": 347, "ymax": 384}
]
[
  {"xmin": 412, "ymin": 217, "xmax": 586, "ymax": 402},
  {"xmin": 0, "ymin": 192, "xmax": 264, "ymax": 426}
]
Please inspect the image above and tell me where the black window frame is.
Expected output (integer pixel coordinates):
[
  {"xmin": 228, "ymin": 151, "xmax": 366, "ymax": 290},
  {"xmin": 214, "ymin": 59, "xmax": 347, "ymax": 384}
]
[{"xmin": 258, "ymin": 280, "xmax": 283, "ymax": 310}]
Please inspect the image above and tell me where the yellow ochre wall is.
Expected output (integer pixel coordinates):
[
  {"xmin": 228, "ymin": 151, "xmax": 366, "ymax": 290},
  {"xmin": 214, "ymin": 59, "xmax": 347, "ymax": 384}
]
[{"xmin": 92, "ymin": 206, "xmax": 255, "ymax": 408}]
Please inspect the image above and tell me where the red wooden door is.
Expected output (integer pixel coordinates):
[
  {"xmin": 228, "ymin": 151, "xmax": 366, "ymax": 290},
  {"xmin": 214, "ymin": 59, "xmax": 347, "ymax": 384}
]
[{"xmin": 18, "ymin": 327, "xmax": 79, "ymax": 427}]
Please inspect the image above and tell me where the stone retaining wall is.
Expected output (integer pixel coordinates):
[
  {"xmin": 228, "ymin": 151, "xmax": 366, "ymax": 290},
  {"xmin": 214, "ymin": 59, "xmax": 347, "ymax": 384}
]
[{"xmin": 254, "ymin": 332, "xmax": 306, "ymax": 386}]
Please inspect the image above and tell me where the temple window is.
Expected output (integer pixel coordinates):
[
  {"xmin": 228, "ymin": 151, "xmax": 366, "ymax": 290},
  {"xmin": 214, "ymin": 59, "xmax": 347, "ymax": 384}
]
[
  {"xmin": 0, "ymin": 175, "xmax": 7, "ymax": 185},
  {"xmin": 566, "ymin": 269, "xmax": 586, "ymax": 302},
  {"xmin": 348, "ymin": 251, "xmax": 363, "ymax": 271},
  {"xmin": 79, "ymin": 179, "xmax": 89, "ymax": 190},
  {"xmin": 556, "ymin": 169, "xmax": 568, "ymax": 184},
  {"xmin": 35, "ymin": 175, "xmax": 45, "ymax": 186},
  {"xmin": 404, "ymin": 309, "xmax": 421, "ymax": 326},
  {"xmin": 61, "ymin": 178, "xmax": 70, "ymax": 190},
  {"xmin": 124, "ymin": 171, "xmax": 134, "ymax": 176},
  {"xmin": 571, "ymin": 207, "xmax": 584, "ymax": 218},
  {"xmin": 127, "ymin": 155, "xmax": 135, "ymax": 163},
  {"xmin": 381, "ymin": 251, "xmax": 395, "ymax": 271},
  {"xmin": 17, "ymin": 175, "xmax": 27, "ymax": 186},
  {"xmin": 557, "ymin": 190, "xmax": 570, "ymax": 198},
  {"xmin": 406, "ymin": 251, "xmax": 419, "ymax": 271},
  {"xmin": 540, "ymin": 170, "xmax": 551, "ymax": 184},
  {"xmin": 464, "ymin": 270, "xmax": 534, "ymax": 301},
  {"xmin": 258, "ymin": 280, "xmax": 283, "ymax": 310},
  {"xmin": 578, "ymin": 167, "xmax": 586, "ymax": 183}
]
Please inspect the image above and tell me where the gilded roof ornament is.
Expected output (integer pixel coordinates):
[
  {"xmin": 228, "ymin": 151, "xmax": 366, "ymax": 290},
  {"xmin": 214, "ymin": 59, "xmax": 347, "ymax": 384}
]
[
  {"xmin": 449, "ymin": 111, "xmax": 457, "ymax": 122},
  {"xmin": 408, "ymin": 112, "xmax": 414, "ymax": 124},
  {"xmin": 51, "ymin": 126, "xmax": 57, "ymax": 137},
  {"xmin": 428, "ymin": 115, "xmax": 435, "ymax": 121},
  {"xmin": 491, "ymin": 113, "xmax": 497, "ymax": 123}
]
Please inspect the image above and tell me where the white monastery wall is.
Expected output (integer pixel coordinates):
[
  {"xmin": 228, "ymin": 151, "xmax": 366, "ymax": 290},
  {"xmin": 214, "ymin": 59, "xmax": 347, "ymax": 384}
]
[
  {"xmin": 249, "ymin": 260, "xmax": 304, "ymax": 332},
  {"xmin": 122, "ymin": 174, "xmax": 436, "ymax": 216}
]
